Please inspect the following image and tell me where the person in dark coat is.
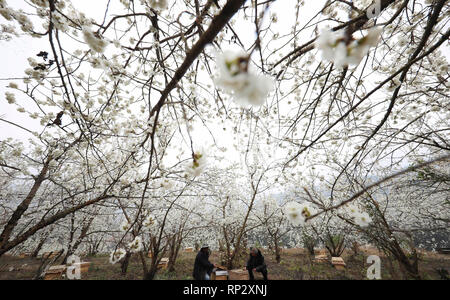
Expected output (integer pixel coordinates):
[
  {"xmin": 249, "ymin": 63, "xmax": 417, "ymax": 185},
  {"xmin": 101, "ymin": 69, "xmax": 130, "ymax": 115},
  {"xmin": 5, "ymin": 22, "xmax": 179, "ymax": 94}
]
[
  {"xmin": 246, "ymin": 247, "xmax": 268, "ymax": 280},
  {"xmin": 193, "ymin": 245, "xmax": 217, "ymax": 280}
]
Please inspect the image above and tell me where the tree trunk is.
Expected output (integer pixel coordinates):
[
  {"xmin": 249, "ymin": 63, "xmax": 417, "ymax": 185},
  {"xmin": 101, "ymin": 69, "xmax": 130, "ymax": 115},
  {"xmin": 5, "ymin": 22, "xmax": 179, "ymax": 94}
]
[
  {"xmin": 32, "ymin": 238, "xmax": 47, "ymax": 258},
  {"xmin": 121, "ymin": 252, "xmax": 132, "ymax": 275},
  {"xmin": 144, "ymin": 265, "xmax": 158, "ymax": 280},
  {"xmin": 274, "ymin": 238, "xmax": 281, "ymax": 263},
  {"xmin": 167, "ymin": 236, "xmax": 176, "ymax": 272},
  {"xmin": 144, "ymin": 254, "xmax": 160, "ymax": 280},
  {"xmin": 62, "ymin": 217, "xmax": 94, "ymax": 264}
]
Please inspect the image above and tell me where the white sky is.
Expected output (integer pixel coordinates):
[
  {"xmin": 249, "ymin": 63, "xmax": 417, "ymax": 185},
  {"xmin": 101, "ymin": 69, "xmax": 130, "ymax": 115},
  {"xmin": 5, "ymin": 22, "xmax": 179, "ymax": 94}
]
[{"xmin": 0, "ymin": 0, "xmax": 327, "ymax": 143}]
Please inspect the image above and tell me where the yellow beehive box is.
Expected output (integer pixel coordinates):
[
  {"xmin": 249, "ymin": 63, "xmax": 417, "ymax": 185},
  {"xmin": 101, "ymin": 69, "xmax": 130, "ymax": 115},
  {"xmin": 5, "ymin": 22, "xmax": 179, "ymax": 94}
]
[
  {"xmin": 212, "ymin": 270, "xmax": 228, "ymax": 280},
  {"xmin": 44, "ymin": 265, "xmax": 66, "ymax": 280},
  {"xmin": 157, "ymin": 258, "xmax": 169, "ymax": 270},
  {"xmin": 331, "ymin": 257, "xmax": 346, "ymax": 270},
  {"xmin": 229, "ymin": 269, "xmax": 249, "ymax": 280},
  {"xmin": 184, "ymin": 247, "xmax": 194, "ymax": 253},
  {"xmin": 18, "ymin": 253, "xmax": 31, "ymax": 259},
  {"xmin": 314, "ymin": 254, "xmax": 328, "ymax": 263}
]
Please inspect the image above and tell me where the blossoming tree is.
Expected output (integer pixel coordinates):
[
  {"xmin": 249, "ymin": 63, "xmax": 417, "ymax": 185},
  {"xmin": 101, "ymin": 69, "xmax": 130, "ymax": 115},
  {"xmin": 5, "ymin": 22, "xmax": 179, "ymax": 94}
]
[{"xmin": 0, "ymin": 0, "xmax": 448, "ymax": 280}]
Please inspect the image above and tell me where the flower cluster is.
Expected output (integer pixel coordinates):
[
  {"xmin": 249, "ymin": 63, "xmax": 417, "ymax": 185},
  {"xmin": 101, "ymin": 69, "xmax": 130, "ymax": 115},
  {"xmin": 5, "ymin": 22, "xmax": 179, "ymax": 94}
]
[
  {"xmin": 82, "ymin": 26, "xmax": 108, "ymax": 53},
  {"xmin": 315, "ymin": 27, "xmax": 382, "ymax": 68},
  {"xmin": 215, "ymin": 50, "xmax": 274, "ymax": 107},
  {"xmin": 120, "ymin": 220, "xmax": 130, "ymax": 232},
  {"xmin": 284, "ymin": 201, "xmax": 317, "ymax": 226},
  {"xmin": 127, "ymin": 236, "xmax": 143, "ymax": 253},
  {"xmin": 185, "ymin": 150, "xmax": 207, "ymax": 178},
  {"xmin": 143, "ymin": 214, "xmax": 155, "ymax": 228},
  {"xmin": 109, "ymin": 248, "xmax": 127, "ymax": 264},
  {"xmin": 160, "ymin": 178, "xmax": 174, "ymax": 189},
  {"xmin": 0, "ymin": 4, "xmax": 34, "ymax": 33},
  {"xmin": 5, "ymin": 92, "xmax": 15, "ymax": 104},
  {"xmin": 148, "ymin": 0, "xmax": 168, "ymax": 10},
  {"xmin": 344, "ymin": 204, "xmax": 372, "ymax": 227}
]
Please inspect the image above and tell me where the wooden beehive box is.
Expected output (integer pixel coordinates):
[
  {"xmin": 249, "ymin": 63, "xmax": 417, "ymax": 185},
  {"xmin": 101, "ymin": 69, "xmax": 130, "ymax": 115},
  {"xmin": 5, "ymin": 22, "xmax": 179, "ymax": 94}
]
[
  {"xmin": 147, "ymin": 251, "xmax": 153, "ymax": 258},
  {"xmin": 44, "ymin": 265, "xmax": 66, "ymax": 280},
  {"xmin": 331, "ymin": 257, "xmax": 346, "ymax": 270},
  {"xmin": 437, "ymin": 248, "xmax": 450, "ymax": 255},
  {"xmin": 211, "ymin": 270, "xmax": 229, "ymax": 280},
  {"xmin": 229, "ymin": 268, "xmax": 249, "ymax": 280},
  {"xmin": 18, "ymin": 253, "xmax": 31, "ymax": 259},
  {"xmin": 184, "ymin": 247, "xmax": 194, "ymax": 253},
  {"xmin": 157, "ymin": 258, "xmax": 169, "ymax": 270},
  {"xmin": 314, "ymin": 254, "xmax": 328, "ymax": 263}
]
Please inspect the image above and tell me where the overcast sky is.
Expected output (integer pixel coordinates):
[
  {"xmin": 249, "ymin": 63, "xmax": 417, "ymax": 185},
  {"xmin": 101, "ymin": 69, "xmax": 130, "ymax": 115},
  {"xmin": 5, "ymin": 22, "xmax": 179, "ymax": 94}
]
[{"xmin": 0, "ymin": 0, "xmax": 328, "ymax": 143}]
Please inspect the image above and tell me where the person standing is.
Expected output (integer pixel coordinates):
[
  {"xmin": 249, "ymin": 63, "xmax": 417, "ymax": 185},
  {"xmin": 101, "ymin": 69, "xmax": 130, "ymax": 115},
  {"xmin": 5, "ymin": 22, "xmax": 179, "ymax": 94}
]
[{"xmin": 193, "ymin": 245, "xmax": 217, "ymax": 280}]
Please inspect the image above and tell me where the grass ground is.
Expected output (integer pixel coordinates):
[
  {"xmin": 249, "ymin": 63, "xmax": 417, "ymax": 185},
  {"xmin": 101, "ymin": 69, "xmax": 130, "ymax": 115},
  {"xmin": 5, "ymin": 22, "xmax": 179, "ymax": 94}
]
[{"xmin": 1, "ymin": 248, "xmax": 449, "ymax": 280}]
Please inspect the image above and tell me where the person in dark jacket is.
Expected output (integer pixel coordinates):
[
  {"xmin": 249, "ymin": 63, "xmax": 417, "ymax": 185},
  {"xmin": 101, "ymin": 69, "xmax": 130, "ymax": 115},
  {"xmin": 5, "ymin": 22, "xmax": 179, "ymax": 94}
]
[
  {"xmin": 193, "ymin": 245, "xmax": 217, "ymax": 280},
  {"xmin": 246, "ymin": 247, "xmax": 268, "ymax": 280}
]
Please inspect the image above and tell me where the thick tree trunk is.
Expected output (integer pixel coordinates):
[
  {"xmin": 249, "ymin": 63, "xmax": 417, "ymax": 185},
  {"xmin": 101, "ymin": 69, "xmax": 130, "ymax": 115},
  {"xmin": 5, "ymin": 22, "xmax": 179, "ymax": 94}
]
[
  {"xmin": 274, "ymin": 239, "xmax": 281, "ymax": 264},
  {"xmin": 144, "ymin": 266, "xmax": 158, "ymax": 280},
  {"xmin": 396, "ymin": 253, "xmax": 420, "ymax": 280},
  {"xmin": 144, "ymin": 254, "xmax": 160, "ymax": 280},
  {"xmin": 167, "ymin": 235, "xmax": 178, "ymax": 273},
  {"xmin": 121, "ymin": 252, "xmax": 132, "ymax": 275}
]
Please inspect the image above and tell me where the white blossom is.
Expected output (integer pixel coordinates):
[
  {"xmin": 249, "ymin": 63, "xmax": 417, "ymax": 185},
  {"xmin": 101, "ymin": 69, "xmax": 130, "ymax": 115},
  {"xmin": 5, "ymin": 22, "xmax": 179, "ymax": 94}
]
[
  {"xmin": 185, "ymin": 150, "xmax": 208, "ymax": 178},
  {"xmin": 120, "ymin": 219, "xmax": 130, "ymax": 232},
  {"xmin": 8, "ymin": 82, "xmax": 18, "ymax": 89},
  {"xmin": 285, "ymin": 201, "xmax": 302, "ymax": 226},
  {"xmin": 109, "ymin": 248, "xmax": 127, "ymax": 264},
  {"xmin": 148, "ymin": 0, "xmax": 168, "ymax": 10},
  {"xmin": 354, "ymin": 212, "xmax": 372, "ymax": 227},
  {"xmin": 143, "ymin": 214, "xmax": 156, "ymax": 228},
  {"xmin": 316, "ymin": 27, "xmax": 382, "ymax": 68},
  {"xmin": 285, "ymin": 201, "xmax": 317, "ymax": 226},
  {"xmin": 5, "ymin": 92, "xmax": 15, "ymax": 104},
  {"xmin": 215, "ymin": 50, "xmax": 274, "ymax": 106},
  {"xmin": 127, "ymin": 236, "xmax": 143, "ymax": 253},
  {"xmin": 82, "ymin": 26, "xmax": 108, "ymax": 53}
]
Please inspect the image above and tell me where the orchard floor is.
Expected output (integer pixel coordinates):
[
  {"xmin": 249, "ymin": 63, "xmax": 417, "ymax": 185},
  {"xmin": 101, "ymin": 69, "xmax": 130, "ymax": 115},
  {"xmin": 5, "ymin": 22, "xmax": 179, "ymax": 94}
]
[{"xmin": 1, "ymin": 248, "xmax": 449, "ymax": 280}]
